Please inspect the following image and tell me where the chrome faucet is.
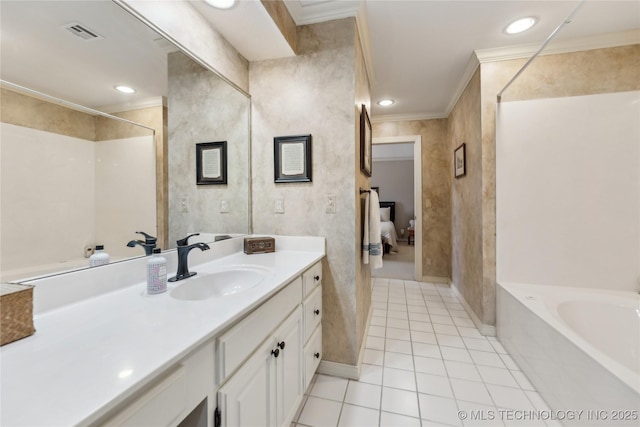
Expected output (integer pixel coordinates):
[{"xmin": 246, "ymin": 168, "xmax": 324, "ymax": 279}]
[
  {"xmin": 126, "ymin": 231, "xmax": 157, "ymax": 255},
  {"xmin": 169, "ymin": 233, "xmax": 210, "ymax": 282}
]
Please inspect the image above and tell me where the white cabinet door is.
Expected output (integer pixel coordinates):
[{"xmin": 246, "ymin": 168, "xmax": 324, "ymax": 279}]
[
  {"xmin": 217, "ymin": 342, "xmax": 277, "ymax": 427},
  {"xmin": 274, "ymin": 307, "xmax": 304, "ymax": 427}
]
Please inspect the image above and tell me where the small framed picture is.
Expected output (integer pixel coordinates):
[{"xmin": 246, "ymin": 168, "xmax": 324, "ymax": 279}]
[
  {"xmin": 454, "ymin": 143, "xmax": 466, "ymax": 178},
  {"xmin": 196, "ymin": 141, "xmax": 227, "ymax": 185},
  {"xmin": 274, "ymin": 134, "xmax": 312, "ymax": 183},
  {"xmin": 360, "ymin": 104, "xmax": 372, "ymax": 177}
]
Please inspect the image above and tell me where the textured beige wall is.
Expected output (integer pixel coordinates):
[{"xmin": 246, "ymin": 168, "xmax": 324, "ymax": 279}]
[
  {"xmin": 447, "ymin": 70, "xmax": 484, "ymax": 321},
  {"xmin": 251, "ymin": 18, "xmax": 368, "ymax": 366},
  {"xmin": 168, "ymin": 52, "xmax": 250, "ymax": 244},
  {"xmin": 0, "ymin": 88, "xmax": 95, "ymax": 140},
  {"xmin": 373, "ymin": 119, "xmax": 451, "ymax": 279}
]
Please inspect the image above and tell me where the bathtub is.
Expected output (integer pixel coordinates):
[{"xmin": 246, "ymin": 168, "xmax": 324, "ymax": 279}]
[{"xmin": 497, "ymin": 283, "xmax": 640, "ymax": 426}]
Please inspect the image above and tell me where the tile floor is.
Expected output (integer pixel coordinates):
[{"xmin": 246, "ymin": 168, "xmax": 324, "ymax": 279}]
[{"xmin": 292, "ymin": 278, "xmax": 561, "ymax": 427}]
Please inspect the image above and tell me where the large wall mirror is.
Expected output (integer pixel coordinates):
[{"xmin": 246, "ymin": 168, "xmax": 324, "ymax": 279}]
[{"xmin": 0, "ymin": 0, "xmax": 251, "ymax": 282}]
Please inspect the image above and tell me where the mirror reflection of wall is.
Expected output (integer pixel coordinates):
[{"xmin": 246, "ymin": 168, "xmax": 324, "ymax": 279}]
[{"xmin": 0, "ymin": 0, "xmax": 250, "ymax": 283}]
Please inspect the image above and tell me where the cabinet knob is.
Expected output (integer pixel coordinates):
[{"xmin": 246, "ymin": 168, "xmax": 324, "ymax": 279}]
[
  {"xmin": 277, "ymin": 341, "xmax": 286, "ymax": 350},
  {"xmin": 314, "ymin": 309, "xmax": 320, "ymax": 315},
  {"xmin": 314, "ymin": 275, "xmax": 320, "ymax": 281},
  {"xmin": 271, "ymin": 348, "xmax": 279, "ymax": 358},
  {"xmin": 314, "ymin": 352, "xmax": 320, "ymax": 359}
]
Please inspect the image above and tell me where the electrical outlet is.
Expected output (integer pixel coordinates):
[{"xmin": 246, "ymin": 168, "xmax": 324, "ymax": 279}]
[
  {"xmin": 326, "ymin": 195, "xmax": 336, "ymax": 214},
  {"xmin": 180, "ymin": 197, "xmax": 189, "ymax": 213},
  {"xmin": 220, "ymin": 200, "xmax": 229, "ymax": 213},
  {"xmin": 275, "ymin": 197, "xmax": 284, "ymax": 214}
]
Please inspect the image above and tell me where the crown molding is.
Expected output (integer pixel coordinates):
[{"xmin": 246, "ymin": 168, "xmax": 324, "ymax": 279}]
[
  {"xmin": 371, "ymin": 111, "xmax": 446, "ymax": 123},
  {"xmin": 475, "ymin": 29, "xmax": 640, "ymax": 63},
  {"xmin": 98, "ymin": 96, "xmax": 166, "ymax": 114},
  {"xmin": 283, "ymin": 0, "xmax": 360, "ymax": 26},
  {"xmin": 355, "ymin": 3, "xmax": 375, "ymax": 87}
]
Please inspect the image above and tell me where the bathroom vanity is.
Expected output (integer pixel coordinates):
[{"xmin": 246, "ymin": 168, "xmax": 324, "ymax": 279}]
[{"xmin": 0, "ymin": 236, "xmax": 325, "ymax": 427}]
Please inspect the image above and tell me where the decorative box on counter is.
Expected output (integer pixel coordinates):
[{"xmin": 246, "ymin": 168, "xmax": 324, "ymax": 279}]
[
  {"xmin": 244, "ymin": 237, "xmax": 275, "ymax": 254},
  {"xmin": 1, "ymin": 283, "xmax": 35, "ymax": 346}
]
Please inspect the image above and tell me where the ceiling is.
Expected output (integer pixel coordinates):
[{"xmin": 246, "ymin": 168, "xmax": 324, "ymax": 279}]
[{"xmin": 1, "ymin": 1, "xmax": 638, "ymax": 117}]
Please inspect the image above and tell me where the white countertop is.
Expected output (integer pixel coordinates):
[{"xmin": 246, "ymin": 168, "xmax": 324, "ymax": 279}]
[{"xmin": 1, "ymin": 240, "xmax": 324, "ymax": 426}]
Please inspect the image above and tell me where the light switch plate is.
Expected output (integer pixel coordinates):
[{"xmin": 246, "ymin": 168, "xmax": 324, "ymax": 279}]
[
  {"xmin": 326, "ymin": 195, "xmax": 336, "ymax": 214},
  {"xmin": 275, "ymin": 197, "xmax": 284, "ymax": 214},
  {"xmin": 220, "ymin": 200, "xmax": 229, "ymax": 213}
]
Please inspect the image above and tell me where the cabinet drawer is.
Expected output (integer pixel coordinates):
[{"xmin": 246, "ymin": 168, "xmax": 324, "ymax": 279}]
[
  {"xmin": 303, "ymin": 325, "xmax": 322, "ymax": 392},
  {"xmin": 303, "ymin": 285, "xmax": 322, "ymax": 343},
  {"xmin": 302, "ymin": 261, "xmax": 322, "ymax": 297},
  {"xmin": 102, "ymin": 367, "xmax": 187, "ymax": 427},
  {"xmin": 217, "ymin": 277, "xmax": 302, "ymax": 383}
]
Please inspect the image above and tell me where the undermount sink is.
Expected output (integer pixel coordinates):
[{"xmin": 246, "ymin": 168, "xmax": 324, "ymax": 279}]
[{"xmin": 170, "ymin": 265, "xmax": 271, "ymax": 301}]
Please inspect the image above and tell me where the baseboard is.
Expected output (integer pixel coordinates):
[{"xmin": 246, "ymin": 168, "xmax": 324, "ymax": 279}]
[
  {"xmin": 317, "ymin": 298, "xmax": 373, "ymax": 380},
  {"xmin": 421, "ymin": 275, "xmax": 450, "ymax": 284},
  {"xmin": 449, "ymin": 280, "xmax": 497, "ymax": 337}
]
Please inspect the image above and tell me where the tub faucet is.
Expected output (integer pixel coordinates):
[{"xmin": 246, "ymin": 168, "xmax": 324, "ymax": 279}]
[
  {"xmin": 169, "ymin": 234, "xmax": 210, "ymax": 282},
  {"xmin": 126, "ymin": 231, "xmax": 157, "ymax": 255}
]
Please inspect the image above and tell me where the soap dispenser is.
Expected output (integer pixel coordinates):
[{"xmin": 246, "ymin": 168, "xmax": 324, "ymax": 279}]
[
  {"xmin": 89, "ymin": 245, "xmax": 110, "ymax": 267},
  {"xmin": 147, "ymin": 248, "xmax": 167, "ymax": 294}
]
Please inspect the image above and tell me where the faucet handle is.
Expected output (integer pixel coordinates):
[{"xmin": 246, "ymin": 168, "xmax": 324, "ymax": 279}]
[
  {"xmin": 136, "ymin": 231, "xmax": 157, "ymax": 244},
  {"xmin": 176, "ymin": 233, "xmax": 200, "ymax": 246}
]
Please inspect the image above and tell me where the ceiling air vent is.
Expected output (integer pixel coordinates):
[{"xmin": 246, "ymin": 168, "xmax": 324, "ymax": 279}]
[{"xmin": 63, "ymin": 22, "xmax": 103, "ymax": 41}]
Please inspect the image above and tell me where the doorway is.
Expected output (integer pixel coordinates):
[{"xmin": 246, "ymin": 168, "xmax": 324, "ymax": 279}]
[{"xmin": 371, "ymin": 135, "xmax": 422, "ymax": 281}]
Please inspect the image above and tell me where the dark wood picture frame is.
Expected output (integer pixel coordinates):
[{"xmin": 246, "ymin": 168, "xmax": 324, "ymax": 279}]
[
  {"xmin": 196, "ymin": 141, "xmax": 227, "ymax": 185},
  {"xmin": 274, "ymin": 134, "xmax": 312, "ymax": 183},
  {"xmin": 360, "ymin": 104, "xmax": 372, "ymax": 177},
  {"xmin": 454, "ymin": 142, "xmax": 466, "ymax": 178}
]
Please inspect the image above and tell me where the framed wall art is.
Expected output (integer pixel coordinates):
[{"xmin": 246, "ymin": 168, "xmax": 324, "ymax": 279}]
[
  {"xmin": 274, "ymin": 134, "xmax": 312, "ymax": 183},
  {"xmin": 454, "ymin": 142, "xmax": 466, "ymax": 178},
  {"xmin": 360, "ymin": 104, "xmax": 372, "ymax": 177},
  {"xmin": 196, "ymin": 141, "xmax": 227, "ymax": 185}
]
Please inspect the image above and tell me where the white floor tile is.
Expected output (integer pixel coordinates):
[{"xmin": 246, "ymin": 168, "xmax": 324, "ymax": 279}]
[
  {"xmin": 456, "ymin": 401, "xmax": 503, "ymax": 427},
  {"xmin": 381, "ymin": 387, "xmax": 420, "ymax": 418},
  {"xmin": 440, "ymin": 346, "xmax": 473, "ymax": 363},
  {"xmin": 414, "ymin": 356, "xmax": 447, "ymax": 376},
  {"xmin": 452, "ymin": 317, "xmax": 476, "ymax": 328},
  {"xmin": 372, "ymin": 301, "xmax": 387, "ymax": 310},
  {"xmin": 412, "ymin": 342, "xmax": 442, "ymax": 359},
  {"xmin": 337, "ymin": 404, "xmax": 380, "ymax": 427},
  {"xmin": 418, "ymin": 393, "xmax": 461, "ymax": 426},
  {"xmin": 415, "ymin": 372, "xmax": 454, "ymax": 398},
  {"xmin": 428, "ymin": 307, "xmax": 451, "ymax": 316},
  {"xmin": 486, "ymin": 384, "xmax": 536, "ymax": 410},
  {"xmin": 386, "ymin": 338, "xmax": 413, "ymax": 354},
  {"xmin": 368, "ymin": 325, "xmax": 386, "ymax": 338},
  {"xmin": 410, "ymin": 320, "xmax": 434, "ymax": 332},
  {"xmin": 386, "ymin": 327, "xmax": 411, "ymax": 341},
  {"xmin": 363, "ymin": 349, "xmax": 384, "ymax": 366},
  {"xmin": 450, "ymin": 378, "xmax": 493, "ymax": 405},
  {"xmin": 430, "ymin": 315, "xmax": 455, "ymax": 325},
  {"xmin": 476, "ymin": 366, "xmax": 519, "ymax": 388},
  {"xmin": 384, "ymin": 351, "xmax": 414, "ymax": 371},
  {"xmin": 489, "ymin": 340, "xmax": 508, "ymax": 354},
  {"xmin": 372, "ymin": 309, "xmax": 387, "ymax": 318},
  {"xmin": 445, "ymin": 302, "xmax": 465, "ymax": 311},
  {"xmin": 366, "ymin": 336, "xmax": 385, "ymax": 351},
  {"xmin": 383, "ymin": 366, "xmax": 416, "ymax": 391},
  {"xmin": 344, "ymin": 380, "xmax": 382, "ymax": 409},
  {"xmin": 359, "ymin": 363, "xmax": 383, "ymax": 385},
  {"xmin": 386, "ymin": 318, "xmax": 410, "ymax": 330},
  {"xmin": 298, "ymin": 396, "xmax": 342, "ymax": 427},
  {"xmin": 468, "ymin": 350, "xmax": 506, "ymax": 368},
  {"xmin": 444, "ymin": 360, "xmax": 482, "ymax": 382},
  {"xmin": 407, "ymin": 304, "xmax": 428, "ymax": 313},
  {"xmin": 449, "ymin": 309, "xmax": 471, "ymax": 319},
  {"xmin": 433, "ymin": 324, "xmax": 460, "ymax": 336},
  {"xmin": 462, "ymin": 337, "xmax": 495, "ymax": 353},
  {"xmin": 524, "ymin": 391, "xmax": 551, "ymax": 412},
  {"xmin": 498, "ymin": 353, "xmax": 520, "ymax": 371},
  {"xmin": 388, "ymin": 310, "xmax": 409, "ymax": 320},
  {"xmin": 387, "ymin": 303, "xmax": 407, "ymax": 312},
  {"xmin": 379, "ymin": 411, "xmax": 421, "ymax": 427},
  {"xmin": 310, "ymin": 375, "xmax": 349, "ymax": 402},
  {"xmin": 408, "ymin": 311, "xmax": 430, "ymax": 322},
  {"xmin": 510, "ymin": 371, "xmax": 535, "ymax": 391},
  {"xmin": 370, "ymin": 316, "xmax": 387, "ymax": 327},
  {"xmin": 436, "ymin": 334, "xmax": 466, "ymax": 348},
  {"xmin": 457, "ymin": 327, "xmax": 483, "ymax": 338},
  {"xmin": 411, "ymin": 331, "xmax": 438, "ymax": 345}
]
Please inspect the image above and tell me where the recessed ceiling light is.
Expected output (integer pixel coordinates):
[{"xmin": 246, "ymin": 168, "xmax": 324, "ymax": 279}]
[
  {"xmin": 204, "ymin": 0, "xmax": 236, "ymax": 9},
  {"xmin": 115, "ymin": 85, "xmax": 135, "ymax": 94},
  {"xmin": 505, "ymin": 17, "xmax": 537, "ymax": 34},
  {"xmin": 378, "ymin": 99, "xmax": 395, "ymax": 107}
]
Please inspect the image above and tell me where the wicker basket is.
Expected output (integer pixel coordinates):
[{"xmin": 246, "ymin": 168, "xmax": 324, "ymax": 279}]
[{"xmin": 1, "ymin": 283, "xmax": 35, "ymax": 346}]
